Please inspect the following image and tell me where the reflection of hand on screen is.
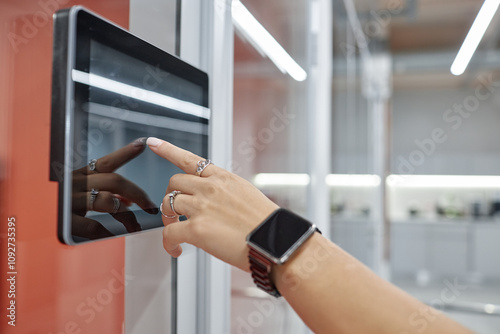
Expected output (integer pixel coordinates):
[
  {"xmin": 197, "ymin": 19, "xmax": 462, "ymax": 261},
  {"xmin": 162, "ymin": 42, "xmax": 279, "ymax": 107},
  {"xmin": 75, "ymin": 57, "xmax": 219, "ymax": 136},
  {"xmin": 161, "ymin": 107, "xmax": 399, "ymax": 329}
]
[{"xmin": 71, "ymin": 137, "xmax": 159, "ymax": 239}]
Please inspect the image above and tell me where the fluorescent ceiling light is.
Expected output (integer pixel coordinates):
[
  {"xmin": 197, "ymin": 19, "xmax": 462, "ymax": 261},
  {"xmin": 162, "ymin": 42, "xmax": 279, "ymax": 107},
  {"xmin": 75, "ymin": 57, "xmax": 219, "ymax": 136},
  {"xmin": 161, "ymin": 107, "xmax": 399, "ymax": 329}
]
[
  {"xmin": 253, "ymin": 173, "xmax": 310, "ymax": 186},
  {"xmin": 72, "ymin": 70, "xmax": 210, "ymax": 119},
  {"xmin": 450, "ymin": 0, "xmax": 500, "ymax": 76},
  {"xmin": 326, "ymin": 174, "xmax": 381, "ymax": 187},
  {"xmin": 253, "ymin": 173, "xmax": 381, "ymax": 187},
  {"xmin": 232, "ymin": 0, "xmax": 307, "ymax": 82},
  {"xmin": 387, "ymin": 174, "xmax": 500, "ymax": 188}
]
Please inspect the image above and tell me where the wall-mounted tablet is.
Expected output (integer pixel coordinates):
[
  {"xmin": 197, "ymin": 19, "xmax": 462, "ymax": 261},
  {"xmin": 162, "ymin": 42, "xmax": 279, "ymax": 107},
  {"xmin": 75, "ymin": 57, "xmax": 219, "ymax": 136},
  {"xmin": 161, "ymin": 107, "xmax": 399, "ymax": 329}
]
[{"xmin": 50, "ymin": 6, "xmax": 209, "ymax": 245}]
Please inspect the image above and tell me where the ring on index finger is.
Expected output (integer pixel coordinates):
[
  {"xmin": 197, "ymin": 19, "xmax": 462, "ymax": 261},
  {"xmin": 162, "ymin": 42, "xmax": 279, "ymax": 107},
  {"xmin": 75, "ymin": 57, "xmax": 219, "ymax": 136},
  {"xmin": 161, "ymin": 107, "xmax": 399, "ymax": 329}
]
[{"xmin": 195, "ymin": 159, "xmax": 213, "ymax": 177}]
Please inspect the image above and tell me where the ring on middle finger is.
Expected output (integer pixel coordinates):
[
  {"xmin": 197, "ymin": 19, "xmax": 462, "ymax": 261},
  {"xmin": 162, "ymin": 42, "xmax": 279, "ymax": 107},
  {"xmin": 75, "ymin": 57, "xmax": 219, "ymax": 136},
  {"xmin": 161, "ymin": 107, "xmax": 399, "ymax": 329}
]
[
  {"xmin": 168, "ymin": 190, "xmax": 182, "ymax": 216},
  {"xmin": 111, "ymin": 197, "xmax": 121, "ymax": 215}
]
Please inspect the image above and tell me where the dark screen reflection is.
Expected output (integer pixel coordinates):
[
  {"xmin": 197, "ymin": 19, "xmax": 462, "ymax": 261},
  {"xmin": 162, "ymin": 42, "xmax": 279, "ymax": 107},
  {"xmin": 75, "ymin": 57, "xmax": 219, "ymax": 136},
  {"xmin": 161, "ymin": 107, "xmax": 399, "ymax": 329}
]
[{"xmin": 70, "ymin": 40, "xmax": 208, "ymax": 243}]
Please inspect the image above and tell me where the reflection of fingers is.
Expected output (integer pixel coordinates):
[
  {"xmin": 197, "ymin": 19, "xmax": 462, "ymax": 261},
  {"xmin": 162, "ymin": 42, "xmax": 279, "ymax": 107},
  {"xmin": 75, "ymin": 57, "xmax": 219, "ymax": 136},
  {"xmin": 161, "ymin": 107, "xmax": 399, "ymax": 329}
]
[
  {"xmin": 111, "ymin": 210, "xmax": 142, "ymax": 233},
  {"xmin": 114, "ymin": 194, "xmax": 133, "ymax": 207},
  {"xmin": 87, "ymin": 173, "xmax": 158, "ymax": 214},
  {"xmin": 85, "ymin": 190, "xmax": 119, "ymax": 213},
  {"xmin": 87, "ymin": 138, "xmax": 147, "ymax": 174},
  {"xmin": 72, "ymin": 214, "xmax": 114, "ymax": 240},
  {"xmin": 162, "ymin": 222, "xmax": 190, "ymax": 257},
  {"xmin": 72, "ymin": 192, "xmax": 88, "ymax": 214}
]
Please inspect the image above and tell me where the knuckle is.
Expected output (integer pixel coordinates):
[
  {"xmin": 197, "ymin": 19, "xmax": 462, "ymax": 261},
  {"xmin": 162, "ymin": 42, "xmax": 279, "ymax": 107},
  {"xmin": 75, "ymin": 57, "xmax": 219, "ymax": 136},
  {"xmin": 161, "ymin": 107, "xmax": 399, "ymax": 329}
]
[
  {"xmin": 182, "ymin": 155, "xmax": 197, "ymax": 170},
  {"xmin": 100, "ymin": 192, "xmax": 113, "ymax": 202},
  {"xmin": 169, "ymin": 173, "xmax": 183, "ymax": 186},
  {"xmin": 187, "ymin": 220, "xmax": 205, "ymax": 238},
  {"xmin": 204, "ymin": 184, "xmax": 218, "ymax": 195},
  {"xmin": 109, "ymin": 173, "xmax": 124, "ymax": 185},
  {"xmin": 98, "ymin": 159, "xmax": 112, "ymax": 172},
  {"xmin": 194, "ymin": 197, "xmax": 209, "ymax": 212}
]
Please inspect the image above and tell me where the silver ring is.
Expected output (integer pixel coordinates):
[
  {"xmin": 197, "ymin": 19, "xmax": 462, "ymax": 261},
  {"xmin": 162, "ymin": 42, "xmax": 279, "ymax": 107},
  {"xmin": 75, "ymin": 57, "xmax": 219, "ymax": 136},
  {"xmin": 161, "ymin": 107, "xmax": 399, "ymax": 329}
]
[
  {"xmin": 196, "ymin": 159, "xmax": 213, "ymax": 177},
  {"xmin": 168, "ymin": 190, "xmax": 182, "ymax": 216},
  {"xmin": 159, "ymin": 203, "xmax": 176, "ymax": 219},
  {"xmin": 89, "ymin": 188, "xmax": 99, "ymax": 211},
  {"xmin": 111, "ymin": 197, "xmax": 121, "ymax": 215},
  {"xmin": 89, "ymin": 159, "xmax": 98, "ymax": 172}
]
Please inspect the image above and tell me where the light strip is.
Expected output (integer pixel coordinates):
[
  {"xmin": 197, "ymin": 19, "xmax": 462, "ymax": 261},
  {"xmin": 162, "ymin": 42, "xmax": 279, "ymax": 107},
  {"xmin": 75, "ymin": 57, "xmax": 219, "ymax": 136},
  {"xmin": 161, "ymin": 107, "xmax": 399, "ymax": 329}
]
[
  {"xmin": 253, "ymin": 173, "xmax": 310, "ymax": 186},
  {"xmin": 87, "ymin": 102, "xmax": 208, "ymax": 135},
  {"xmin": 72, "ymin": 70, "xmax": 210, "ymax": 119},
  {"xmin": 231, "ymin": 0, "xmax": 307, "ymax": 82},
  {"xmin": 255, "ymin": 173, "xmax": 500, "ymax": 188},
  {"xmin": 387, "ymin": 174, "xmax": 500, "ymax": 188},
  {"xmin": 326, "ymin": 174, "xmax": 381, "ymax": 187},
  {"xmin": 450, "ymin": 0, "xmax": 500, "ymax": 76},
  {"xmin": 253, "ymin": 173, "xmax": 381, "ymax": 187}
]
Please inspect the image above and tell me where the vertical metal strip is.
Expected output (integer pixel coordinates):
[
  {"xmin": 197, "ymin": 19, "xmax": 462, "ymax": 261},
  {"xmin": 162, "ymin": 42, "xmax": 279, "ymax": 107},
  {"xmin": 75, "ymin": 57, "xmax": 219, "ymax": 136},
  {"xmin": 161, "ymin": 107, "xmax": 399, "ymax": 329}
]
[
  {"xmin": 175, "ymin": 0, "xmax": 182, "ymax": 57},
  {"xmin": 171, "ymin": 259, "xmax": 177, "ymax": 334},
  {"xmin": 172, "ymin": 3, "xmax": 182, "ymax": 333},
  {"xmin": 199, "ymin": 1, "xmax": 233, "ymax": 333}
]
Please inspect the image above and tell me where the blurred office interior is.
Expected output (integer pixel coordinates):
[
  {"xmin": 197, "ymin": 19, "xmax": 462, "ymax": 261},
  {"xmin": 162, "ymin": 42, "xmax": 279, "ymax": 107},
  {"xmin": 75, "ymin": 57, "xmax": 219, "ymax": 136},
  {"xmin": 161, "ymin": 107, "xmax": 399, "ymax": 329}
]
[{"xmin": 231, "ymin": 1, "xmax": 500, "ymax": 333}]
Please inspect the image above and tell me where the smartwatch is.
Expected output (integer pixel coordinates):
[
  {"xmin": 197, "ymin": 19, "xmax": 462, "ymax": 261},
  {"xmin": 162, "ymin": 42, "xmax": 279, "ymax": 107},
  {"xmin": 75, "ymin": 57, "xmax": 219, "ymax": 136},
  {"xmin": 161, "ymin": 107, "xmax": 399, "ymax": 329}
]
[{"xmin": 246, "ymin": 208, "xmax": 320, "ymax": 297}]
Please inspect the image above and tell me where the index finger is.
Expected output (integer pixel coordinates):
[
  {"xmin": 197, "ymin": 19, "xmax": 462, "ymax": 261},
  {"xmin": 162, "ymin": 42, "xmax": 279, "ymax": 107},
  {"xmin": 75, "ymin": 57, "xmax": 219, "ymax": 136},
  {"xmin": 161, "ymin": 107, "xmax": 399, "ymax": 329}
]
[
  {"xmin": 82, "ymin": 137, "xmax": 148, "ymax": 175},
  {"xmin": 146, "ymin": 137, "xmax": 215, "ymax": 176}
]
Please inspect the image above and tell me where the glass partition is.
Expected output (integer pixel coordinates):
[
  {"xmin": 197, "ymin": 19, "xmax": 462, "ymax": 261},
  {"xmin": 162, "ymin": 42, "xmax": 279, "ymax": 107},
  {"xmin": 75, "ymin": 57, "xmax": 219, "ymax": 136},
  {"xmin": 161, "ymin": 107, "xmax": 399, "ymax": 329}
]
[
  {"xmin": 231, "ymin": 0, "xmax": 313, "ymax": 332},
  {"xmin": 331, "ymin": 1, "xmax": 500, "ymax": 333}
]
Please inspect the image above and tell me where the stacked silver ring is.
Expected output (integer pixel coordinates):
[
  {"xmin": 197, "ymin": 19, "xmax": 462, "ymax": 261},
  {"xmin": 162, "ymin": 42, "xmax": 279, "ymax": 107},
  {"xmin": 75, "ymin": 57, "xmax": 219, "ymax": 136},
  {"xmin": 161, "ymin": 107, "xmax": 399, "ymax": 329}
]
[
  {"xmin": 89, "ymin": 188, "xmax": 99, "ymax": 211},
  {"xmin": 159, "ymin": 203, "xmax": 176, "ymax": 219},
  {"xmin": 168, "ymin": 190, "xmax": 182, "ymax": 216},
  {"xmin": 196, "ymin": 159, "xmax": 213, "ymax": 177},
  {"xmin": 111, "ymin": 197, "xmax": 121, "ymax": 215},
  {"xmin": 160, "ymin": 190, "xmax": 182, "ymax": 218}
]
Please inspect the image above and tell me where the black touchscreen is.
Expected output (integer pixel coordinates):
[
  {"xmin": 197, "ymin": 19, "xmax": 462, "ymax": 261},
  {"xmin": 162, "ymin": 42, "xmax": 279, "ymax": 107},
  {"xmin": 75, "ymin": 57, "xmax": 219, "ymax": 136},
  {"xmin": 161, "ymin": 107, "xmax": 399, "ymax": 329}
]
[{"xmin": 51, "ymin": 8, "xmax": 209, "ymax": 244}]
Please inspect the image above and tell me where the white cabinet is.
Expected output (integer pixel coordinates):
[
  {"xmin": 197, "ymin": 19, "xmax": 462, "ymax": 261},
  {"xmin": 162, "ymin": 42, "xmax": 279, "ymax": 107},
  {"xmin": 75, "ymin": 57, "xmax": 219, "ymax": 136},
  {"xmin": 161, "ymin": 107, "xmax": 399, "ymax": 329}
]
[{"xmin": 333, "ymin": 219, "xmax": 500, "ymax": 280}]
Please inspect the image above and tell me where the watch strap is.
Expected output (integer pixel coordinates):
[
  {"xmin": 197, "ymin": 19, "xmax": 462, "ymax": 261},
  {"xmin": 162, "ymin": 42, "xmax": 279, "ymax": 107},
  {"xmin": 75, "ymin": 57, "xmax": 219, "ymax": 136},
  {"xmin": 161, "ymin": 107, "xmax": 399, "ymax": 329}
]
[
  {"xmin": 248, "ymin": 226, "xmax": 322, "ymax": 298},
  {"xmin": 248, "ymin": 247, "xmax": 281, "ymax": 297}
]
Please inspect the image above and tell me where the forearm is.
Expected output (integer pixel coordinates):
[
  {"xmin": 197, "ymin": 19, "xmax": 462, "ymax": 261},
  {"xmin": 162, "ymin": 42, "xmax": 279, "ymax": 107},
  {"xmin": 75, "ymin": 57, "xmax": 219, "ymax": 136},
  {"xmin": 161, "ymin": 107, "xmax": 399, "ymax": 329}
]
[{"xmin": 273, "ymin": 233, "xmax": 473, "ymax": 334}]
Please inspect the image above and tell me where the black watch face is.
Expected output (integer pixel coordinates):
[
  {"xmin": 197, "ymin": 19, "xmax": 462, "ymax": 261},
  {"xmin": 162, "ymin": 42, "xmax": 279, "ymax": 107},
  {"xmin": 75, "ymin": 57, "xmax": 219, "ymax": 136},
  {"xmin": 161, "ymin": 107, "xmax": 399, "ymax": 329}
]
[{"xmin": 248, "ymin": 209, "xmax": 313, "ymax": 259}]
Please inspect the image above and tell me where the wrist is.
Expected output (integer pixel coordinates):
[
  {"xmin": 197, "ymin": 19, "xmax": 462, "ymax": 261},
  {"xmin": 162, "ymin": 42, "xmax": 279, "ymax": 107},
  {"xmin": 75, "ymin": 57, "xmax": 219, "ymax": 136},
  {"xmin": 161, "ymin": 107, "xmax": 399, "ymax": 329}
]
[{"xmin": 272, "ymin": 232, "xmax": 331, "ymax": 296}]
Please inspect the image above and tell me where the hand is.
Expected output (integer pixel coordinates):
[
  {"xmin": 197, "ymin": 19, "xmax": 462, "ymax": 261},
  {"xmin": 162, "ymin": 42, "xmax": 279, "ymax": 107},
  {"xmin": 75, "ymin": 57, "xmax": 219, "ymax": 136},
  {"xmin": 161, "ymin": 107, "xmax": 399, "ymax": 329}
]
[
  {"xmin": 71, "ymin": 137, "xmax": 158, "ymax": 240},
  {"xmin": 147, "ymin": 137, "xmax": 279, "ymax": 272}
]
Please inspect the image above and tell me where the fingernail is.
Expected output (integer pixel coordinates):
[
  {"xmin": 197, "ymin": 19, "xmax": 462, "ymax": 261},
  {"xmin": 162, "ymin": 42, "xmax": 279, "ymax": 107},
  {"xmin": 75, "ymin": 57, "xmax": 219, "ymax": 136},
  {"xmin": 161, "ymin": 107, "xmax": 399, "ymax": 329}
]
[
  {"xmin": 146, "ymin": 137, "xmax": 162, "ymax": 147},
  {"xmin": 132, "ymin": 137, "xmax": 147, "ymax": 147}
]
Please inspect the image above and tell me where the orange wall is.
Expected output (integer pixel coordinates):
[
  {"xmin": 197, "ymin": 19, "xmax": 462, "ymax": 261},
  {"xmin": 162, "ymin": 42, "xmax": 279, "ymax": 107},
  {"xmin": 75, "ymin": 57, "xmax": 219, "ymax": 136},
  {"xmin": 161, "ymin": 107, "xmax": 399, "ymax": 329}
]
[{"xmin": 0, "ymin": 1, "xmax": 129, "ymax": 333}]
